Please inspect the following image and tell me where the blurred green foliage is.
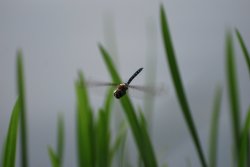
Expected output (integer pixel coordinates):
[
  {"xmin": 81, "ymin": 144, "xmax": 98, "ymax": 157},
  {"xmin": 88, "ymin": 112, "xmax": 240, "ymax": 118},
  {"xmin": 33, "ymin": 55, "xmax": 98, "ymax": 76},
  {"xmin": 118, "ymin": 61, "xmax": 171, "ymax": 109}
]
[{"xmin": 1, "ymin": 5, "xmax": 250, "ymax": 167}]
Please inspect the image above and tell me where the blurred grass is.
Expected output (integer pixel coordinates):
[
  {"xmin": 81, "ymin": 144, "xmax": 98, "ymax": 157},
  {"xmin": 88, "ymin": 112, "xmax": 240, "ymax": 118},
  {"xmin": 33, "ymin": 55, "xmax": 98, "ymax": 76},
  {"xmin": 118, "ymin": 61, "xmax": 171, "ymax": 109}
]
[
  {"xmin": 1, "ymin": 4, "xmax": 250, "ymax": 167},
  {"xmin": 225, "ymin": 31, "xmax": 241, "ymax": 160},
  {"xmin": 160, "ymin": 5, "xmax": 207, "ymax": 167},
  {"xmin": 76, "ymin": 72, "xmax": 95, "ymax": 167},
  {"xmin": 48, "ymin": 113, "xmax": 64, "ymax": 167},
  {"xmin": 17, "ymin": 50, "xmax": 29, "ymax": 167},
  {"xmin": 239, "ymin": 108, "xmax": 250, "ymax": 167},
  {"xmin": 57, "ymin": 113, "xmax": 64, "ymax": 166},
  {"xmin": 48, "ymin": 146, "xmax": 60, "ymax": 167},
  {"xmin": 208, "ymin": 86, "xmax": 222, "ymax": 167},
  {"xmin": 75, "ymin": 72, "xmax": 124, "ymax": 167},
  {"xmin": 99, "ymin": 44, "xmax": 158, "ymax": 167},
  {"xmin": 2, "ymin": 98, "xmax": 20, "ymax": 167},
  {"xmin": 235, "ymin": 29, "xmax": 250, "ymax": 77},
  {"xmin": 143, "ymin": 19, "xmax": 158, "ymax": 133},
  {"xmin": 110, "ymin": 121, "xmax": 127, "ymax": 167}
]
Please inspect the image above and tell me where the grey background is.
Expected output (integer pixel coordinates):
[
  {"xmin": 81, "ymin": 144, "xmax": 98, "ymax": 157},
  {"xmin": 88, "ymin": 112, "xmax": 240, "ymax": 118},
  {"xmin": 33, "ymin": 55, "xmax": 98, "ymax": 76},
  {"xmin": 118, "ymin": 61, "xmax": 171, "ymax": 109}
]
[{"xmin": 0, "ymin": 1, "xmax": 250, "ymax": 166}]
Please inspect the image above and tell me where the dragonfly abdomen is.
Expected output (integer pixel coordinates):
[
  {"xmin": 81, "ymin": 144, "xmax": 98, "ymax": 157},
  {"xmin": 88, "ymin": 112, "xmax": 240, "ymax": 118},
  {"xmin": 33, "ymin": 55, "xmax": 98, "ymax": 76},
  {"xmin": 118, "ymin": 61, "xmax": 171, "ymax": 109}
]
[{"xmin": 126, "ymin": 67, "xmax": 143, "ymax": 85}]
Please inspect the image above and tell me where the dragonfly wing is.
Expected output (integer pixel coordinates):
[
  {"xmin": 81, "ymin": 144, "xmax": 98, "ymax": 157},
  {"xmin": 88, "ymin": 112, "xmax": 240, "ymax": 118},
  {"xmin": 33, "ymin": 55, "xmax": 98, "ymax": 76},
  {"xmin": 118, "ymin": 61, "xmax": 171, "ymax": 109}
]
[
  {"xmin": 128, "ymin": 84, "xmax": 167, "ymax": 96},
  {"xmin": 85, "ymin": 80, "xmax": 119, "ymax": 87}
]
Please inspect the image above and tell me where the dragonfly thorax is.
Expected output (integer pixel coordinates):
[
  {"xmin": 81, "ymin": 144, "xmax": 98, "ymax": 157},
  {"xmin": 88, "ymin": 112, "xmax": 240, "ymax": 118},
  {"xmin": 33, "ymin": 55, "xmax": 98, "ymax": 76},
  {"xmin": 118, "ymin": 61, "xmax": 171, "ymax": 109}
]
[{"xmin": 113, "ymin": 83, "xmax": 128, "ymax": 99}]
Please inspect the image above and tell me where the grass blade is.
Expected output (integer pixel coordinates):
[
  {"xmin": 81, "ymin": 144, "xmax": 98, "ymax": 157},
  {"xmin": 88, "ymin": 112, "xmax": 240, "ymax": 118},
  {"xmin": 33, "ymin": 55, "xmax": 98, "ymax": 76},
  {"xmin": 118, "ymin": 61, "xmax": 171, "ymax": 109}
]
[
  {"xmin": 17, "ymin": 50, "xmax": 29, "ymax": 167},
  {"xmin": 225, "ymin": 31, "xmax": 241, "ymax": 159},
  {"xmin": 48, "ymin": 146, "xmax": 60, "ymax": 167},
  {"xmin": 47, "ymin": 113, "xmax": 64, "ymax": 167},
  {"xmin": 75, "ymin": 72, "xmax": 95, "ymax": 167},
  {"xmin": 109, "ymin": 122, "xmax": 127, "ymax": 164},
  {"xmin": 99, "ymin": 44, "xmax": 158, "ymax": 167},
  {"xmin": 2, "ymin": 98, "xmax": 20, "ymax": 167},
  {"xmin": 138, "ymin": 107, "xmax": 148, "ymax": 167},
  {"xmin": 103, "ymin": 88, "xmax": 114, "ymax": 125},
  {"xmin": 239, "ymin": 108, "xmax": 250, "ymax": 167},
  {"xmin": 144, "ymin": 19, "xmax": 157, "ymax": 133},
  {"xmin": 95, "ymin": 109, "xmax": 109, "ymax": 167},
  {"xmin": 96, "ymin": 89, "xmax": 113, "ymax": 167},
  {"xmin": 160, "ymin": 5, "xmax": 207, "ymax": 167},
  {"xmin": 235, "ymin": 29, "xmax": 250, "ymax": 77},
  {"xmin": 57, "ymin": 113, "xmax": 64, "ymax": 165},
  {"xmin": 98, "ymin": 44, "xmax": 121, "ymax": 83},
  {"xmin": 208, "ymin": 86, "xmax": 222, "ymax": 167}
]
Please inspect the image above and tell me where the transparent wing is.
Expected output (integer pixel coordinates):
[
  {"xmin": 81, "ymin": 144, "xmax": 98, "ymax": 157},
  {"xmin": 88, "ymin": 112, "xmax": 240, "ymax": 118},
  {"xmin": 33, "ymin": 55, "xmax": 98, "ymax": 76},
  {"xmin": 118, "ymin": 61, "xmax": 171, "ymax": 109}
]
[
  {"xmin": 85, "ymin": 80, "xmax": 119, "ymax": 87},
  {"xmin": 128, "ymin": 84, "xmax": 167, "ymax": 96}
]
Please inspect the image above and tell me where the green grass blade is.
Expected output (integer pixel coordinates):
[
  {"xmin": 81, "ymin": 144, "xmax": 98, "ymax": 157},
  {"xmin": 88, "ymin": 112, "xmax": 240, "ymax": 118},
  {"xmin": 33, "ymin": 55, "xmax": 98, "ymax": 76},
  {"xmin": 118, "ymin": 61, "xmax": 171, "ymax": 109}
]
[
  {"xmin": 57, "ymin": 113, "xmax": 64, "ymax": 165},
  {"xmin": 98, "ymin": 44, "xmax": 121, "ymax": 83},
  {"xmin": 239, "ymin": 107, "xmax": 250, "ymax": 167},
  {"xmin": 96, "ymin": 109, "xmax": 109, "ymax": 167},
  {"xmin": 110, "ymin": 122, "xmax": 127, "ymax": 164},
  {"xmin": 48, "ymin": 146, "xmax": 60, "ymax": 167},
  {"xmin": 96, "ymin": 89, "xmax": 113, "ymax": 167},
  {"xmin": 103, "ymin": 88, "xmax": 114, "ymax": 125},
  {"xmin": 160, "ymin": 5, "xmax": 207, "ymax": 167},
  {"xmin": 2, "ymin": 98, "xmax": 20, "ymax": 167},
  {"xmin": 99, "ymin": 44, "xmax": 158, "ymax": 167},
  {"xmin": 17, "ymin": 50, "xmax": 29, "ymax": 167},
  {"xmin": 235, "ymin": 29, "xmax": 250, "ymax": 77},
  {"xmin": 138, "ymin": 107, "xmax": 147, "ymax": 130},
  {"xmin": 225, "ymin": 31, "xmax": 241, "ymax": 158},
  {"xmin": 138, "ymin": 107, "xmax": 148, "ymax": 167},
  {"xmin": 208, "ymin": 86, "xmax": 222, "ymax": 167},
  {"xmin": 75, "ymin": 72, "xmax": 95, "ymax": 167}
]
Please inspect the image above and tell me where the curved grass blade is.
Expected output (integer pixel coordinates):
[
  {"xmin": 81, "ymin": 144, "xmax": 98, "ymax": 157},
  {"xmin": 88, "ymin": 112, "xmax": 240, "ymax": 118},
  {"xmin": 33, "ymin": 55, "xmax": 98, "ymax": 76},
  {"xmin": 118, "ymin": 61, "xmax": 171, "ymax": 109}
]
[
  {"xmin": 235, "ymin": 29, "xmax": 250, "ymax": 77},
  {"xmin": 2, "ymin": 98, "xmax": 20, "ymax": 167},
  {"xmin": 99, "ymin": 44, "xmax": 158, "ymax": 167},
  {"xmin": 75, "ymin": 72, "xmax": 95, "ymax": 167},
  {"xmin": 225, "ymin": 31, "xmax": 241, "ymax": 159},
  {"xmin": 208, "ymin": 86, "xmax": 222, "ymax": 167},
  {"xmin": 48, "ymin": 146, "xmax": 60, "ymax": 167},
  {"xmin": 160, "ymin": 5, "xmax": 207, "ymax": 167},
  {"xmin": 239, "ymin": 108, "xmax": 250, "ymax": 167},
  {"xmin": 47, "ymin": 113, "xmax": 64, "ymax": 167},
  {"xmin": 17, "ymin": 50, "xmax": 29, "ymax": 167}
]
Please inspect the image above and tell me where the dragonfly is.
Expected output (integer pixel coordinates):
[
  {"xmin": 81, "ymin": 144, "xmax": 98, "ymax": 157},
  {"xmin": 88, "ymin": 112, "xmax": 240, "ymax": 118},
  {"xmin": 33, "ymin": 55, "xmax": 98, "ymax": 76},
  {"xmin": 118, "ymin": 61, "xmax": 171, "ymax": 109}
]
[
  {"xmin": 86, "ymin": 67, "xmax": 163, "ymax": 99},
  {"xmin": 113, "ymin": 67, "xmax": 143, "ymax": 98}
]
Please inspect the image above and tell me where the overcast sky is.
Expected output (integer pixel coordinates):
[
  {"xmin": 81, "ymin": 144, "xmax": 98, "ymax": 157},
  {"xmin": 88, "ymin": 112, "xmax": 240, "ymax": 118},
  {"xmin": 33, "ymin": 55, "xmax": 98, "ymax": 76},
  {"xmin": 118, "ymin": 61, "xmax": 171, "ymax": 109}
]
[{"xmin": 0, "ymin": 1, "xmax": 250, "ymax": 166}]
